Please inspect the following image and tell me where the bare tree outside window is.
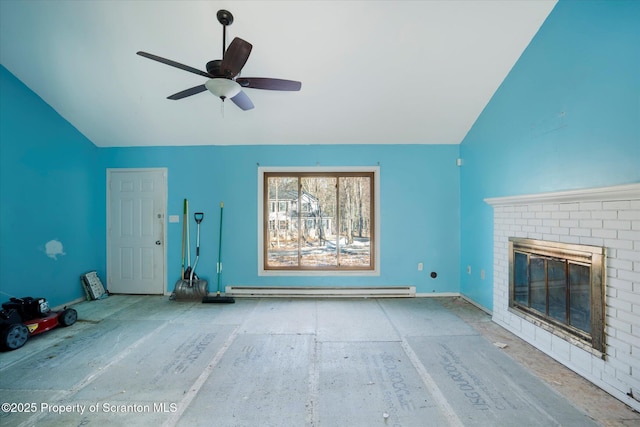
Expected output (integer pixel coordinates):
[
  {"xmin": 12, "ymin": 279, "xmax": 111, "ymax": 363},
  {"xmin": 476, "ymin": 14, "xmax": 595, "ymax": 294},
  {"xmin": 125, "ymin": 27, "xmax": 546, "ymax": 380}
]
[{"xmin": 264, "ymin": 172, "xmax": 374, "ymax": 271}]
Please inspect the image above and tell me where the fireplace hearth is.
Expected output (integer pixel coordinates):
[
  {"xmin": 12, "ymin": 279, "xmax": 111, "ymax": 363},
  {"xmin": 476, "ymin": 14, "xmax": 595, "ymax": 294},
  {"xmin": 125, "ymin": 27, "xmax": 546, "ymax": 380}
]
[{"xmin": 485, "ymin": 183, "xmax": 640, "ymax": 411}]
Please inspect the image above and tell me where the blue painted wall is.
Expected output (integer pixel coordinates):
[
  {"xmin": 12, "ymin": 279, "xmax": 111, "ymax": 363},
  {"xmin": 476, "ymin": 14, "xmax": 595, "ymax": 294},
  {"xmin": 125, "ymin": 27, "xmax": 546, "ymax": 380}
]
[
  {"xmin": 459, "ymin": 0, "xmax": 640, "ymax": 310},
  {"xmin": 101, "ymin": 144, "xmax": 461, "ymax": 294},
  {"xmin": 0, "ymin": 66, "xmax": 103, "ymax": 307},
  {"xmin": 1, "ymin": 62, "xmax": 462, "ymax": 304}
]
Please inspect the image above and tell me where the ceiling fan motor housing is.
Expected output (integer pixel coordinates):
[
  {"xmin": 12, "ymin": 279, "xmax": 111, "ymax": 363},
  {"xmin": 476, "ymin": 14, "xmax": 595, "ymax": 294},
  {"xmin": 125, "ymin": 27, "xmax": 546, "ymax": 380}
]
[{"xmin": 206, "ymin": 60, "xmax": 222, "ymax": 76}]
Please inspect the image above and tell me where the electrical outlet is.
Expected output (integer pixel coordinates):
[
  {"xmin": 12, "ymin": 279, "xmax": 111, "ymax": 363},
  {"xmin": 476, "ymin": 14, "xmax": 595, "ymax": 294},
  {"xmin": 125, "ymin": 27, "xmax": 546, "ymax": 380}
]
[
  {"xmin": 467, "ymin": 265, "xmax": 471, "ymax": 274},
  {"xmin": 481, "ymin": 269, "xmax": 485, "ymax": 280},
  {"xmin": 418, "ymin": 262, "xmax": 423, "ymax": 271}
]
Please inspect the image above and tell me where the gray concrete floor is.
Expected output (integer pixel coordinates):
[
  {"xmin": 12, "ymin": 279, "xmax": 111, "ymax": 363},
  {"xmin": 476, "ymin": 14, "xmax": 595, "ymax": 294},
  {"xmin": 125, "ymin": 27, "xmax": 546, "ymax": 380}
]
[{"xmin": 1, "ymin": 296, "xmax": 638, "ymax": 427}]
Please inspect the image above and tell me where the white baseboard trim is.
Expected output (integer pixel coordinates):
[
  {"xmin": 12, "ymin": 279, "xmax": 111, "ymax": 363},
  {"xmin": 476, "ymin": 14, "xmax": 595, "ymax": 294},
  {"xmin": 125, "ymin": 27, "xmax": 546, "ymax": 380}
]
[
  {"xmin": 225, "ymin": 286, "xmax": 416, "ymax": 298},
  {"xmin": 415, "ymin": 292, "xmax": 460, "ymax": 298}
]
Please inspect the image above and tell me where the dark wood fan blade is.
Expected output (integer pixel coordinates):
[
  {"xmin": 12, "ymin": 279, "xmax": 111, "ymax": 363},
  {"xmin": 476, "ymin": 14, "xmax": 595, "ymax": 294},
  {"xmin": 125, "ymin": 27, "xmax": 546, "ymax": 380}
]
[
  {"xmin": 236, "ymin": 77, "xmax": 301, "ymax": 91},
  {"xmin": 167, "ymin": 85, "xmax": 208, "ymax": 100},
  {"xmin": 137, "ymin": 51, "xmax": 213, "ymax": 78},
  {"xmin": 230, "ymin": 90, "xmax": 254, "ymax": 111},
  {"xmin": 220, "ymin": 38, "xmax": 252, "ymax": 78}
]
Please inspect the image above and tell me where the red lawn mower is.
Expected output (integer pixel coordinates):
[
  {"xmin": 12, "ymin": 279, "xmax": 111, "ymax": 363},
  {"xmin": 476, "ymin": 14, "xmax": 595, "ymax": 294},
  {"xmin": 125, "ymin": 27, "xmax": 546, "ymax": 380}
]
[{"xmin": 0, "ymin": 297, "xmax": 77, "ymax": 351}]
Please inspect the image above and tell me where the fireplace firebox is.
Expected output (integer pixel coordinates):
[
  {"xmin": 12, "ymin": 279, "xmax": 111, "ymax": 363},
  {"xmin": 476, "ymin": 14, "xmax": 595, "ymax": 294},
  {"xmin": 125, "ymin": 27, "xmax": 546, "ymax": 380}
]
[{"xmin": 509, "ymin": 237, "xmax": 606, "ymax": 356}]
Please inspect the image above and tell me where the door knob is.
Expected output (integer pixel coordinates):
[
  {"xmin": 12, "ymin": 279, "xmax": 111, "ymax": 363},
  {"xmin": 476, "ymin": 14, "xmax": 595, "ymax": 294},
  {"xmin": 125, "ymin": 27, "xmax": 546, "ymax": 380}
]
[{"xmin": 155, "ymin": 240, "xmax": 161, "ymax": 245}]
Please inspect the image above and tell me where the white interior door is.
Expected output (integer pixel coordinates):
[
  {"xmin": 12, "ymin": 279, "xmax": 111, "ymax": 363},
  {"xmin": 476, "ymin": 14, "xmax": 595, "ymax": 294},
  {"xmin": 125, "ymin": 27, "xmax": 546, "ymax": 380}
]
[{"xmin": 107, "ymin": 168, "xmax": 166, "ymax": 294}]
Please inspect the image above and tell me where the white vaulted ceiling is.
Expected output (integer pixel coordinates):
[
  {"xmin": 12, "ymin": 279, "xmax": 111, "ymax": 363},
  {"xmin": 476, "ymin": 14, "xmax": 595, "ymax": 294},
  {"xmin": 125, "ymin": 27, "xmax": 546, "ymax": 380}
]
[{"xmin": 0, "ymin": 0, "xmax": 556, "ymax": 147}]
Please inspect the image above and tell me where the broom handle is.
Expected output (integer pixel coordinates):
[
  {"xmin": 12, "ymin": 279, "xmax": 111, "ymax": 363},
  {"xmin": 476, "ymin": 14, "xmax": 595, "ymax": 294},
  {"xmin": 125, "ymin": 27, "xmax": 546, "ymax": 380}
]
[
  {"xmin": 181, "ymin": 199, "xmax": 186, "ymax": 277},
  {"xmin": 217, "ymin": 202, "xmax": 224, "ymax": 292},
  {"xmin": 186, "ymin": 200, "xmax": 191, "ymax": 266}
]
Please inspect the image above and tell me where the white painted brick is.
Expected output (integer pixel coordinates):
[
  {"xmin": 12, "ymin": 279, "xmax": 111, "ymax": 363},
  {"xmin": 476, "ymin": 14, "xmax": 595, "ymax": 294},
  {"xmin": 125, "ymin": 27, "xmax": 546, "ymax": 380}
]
[
  {"xmin": 619, "ymin": 230, "xmax": 640, "ymax": 241},
  {"xmin": 558, "ymin": 235, "xmax": 581, "ymax": 244},
  {"xmin": 559, "ymin": 203, "xmax": 580, "ymax": 211},
  {"xmin": 619, "ymin": 269, "xmax": 640, "ymax": 284},
  {"xmin": 593, "ymin": 228, "xmax": 618, "ymax": 239},
  {"xmin": 570, "ymin": 346, "xmax": 593, "ymax": 375},
  {"xmin": 609, "ymin": 258, "xmax": 634, "ymax": 271},
  {"xmin": 606, "ymin": 288, "xmax": 631, "ymax": 304},
  {"xmin": 607, "ymin": 335, "xmax": 632, "ymax": 355},
  {"xmin": 606, "ymin": 354, "xmax": 632, "ymax": 376},
  {"xmin": 551, "ymin": 334, "xmax": 571, "ymax": 362},
  {"xmin": 615, "ymin": 330, "xmax": 639, "ymax": 353},
  {"xmin": 607, "ymin": 316, "xmax": 633, "ymax": 334},
  {"xmin": 616, "ymin": 310, "xmax": 640, "ymax": 329},
  {"xmin": 551, "ymin": 210, "xmax": 571, "ymax": 219},
  {"xmin": 551, "ymin": 227, "xmax": 570, "ymax": 236},
  {"xmin": 619, "ymin": 210, "xmax": 640, "ymax": 221},
  {"xmin": 603, "ymin": 200, "xmax": 631, "ymax": 210},
  {"xmin": 616, "ymin": 348, "xmax": 640, "ymax": 373},
  {"xmin": 535, "ymin": 211, "xmax": 552, "ymax": 219},
  {"xmin": 618, "ymin": 249, "xmax": 640, "ymax": 263},
  {"xmin": 491, "ymin": 187, "xmax": 640, "ymax": 407},
  {"xmin": 580, "ymin": 219, "xmax": 603, "ymax": 229},
  {"xmin": 570, "ymin": 210, "xmax": 591, "ymax": 219},
  {"xmin": 602, "ymin": 371, "xmax": 627, "ymax": 394},
  {"xmin": 534, "ymin": 328, "xmax": 552, "ymax": 353},
  {"xmin": 580, "ymin": 201, "xmax": 603, "ymax": 211},
  {"xmin": 570, "ymin": 228, "xmax": 591, "ymax": 237},
  {"xmin": 626, "ymin": 377, "xmax": 640, "ymax": 399},
  {"xmin": 592, "ymin": 210, "xmax": 619, "ymax": 220},
  {"xmin": 560, "ymin": 219, "xmax": 579, "ymax": 228},
  {"xmin": 618, "ymin": 290, "xmax": 640, "ymax": 306},
  {"xmin": 521, "ymin": 319, "xmax": 536, "ymax": 341},
  {"xmin": 579, "ymin": 236, "xmax": 604, "ymax": 246},
  {"xmin": 605, "ymin": 238, "xmax": 634, "ymax": 250},
  {"xmin": 604, "ymin": 220, "xmax": 632, "ymax": 230}
]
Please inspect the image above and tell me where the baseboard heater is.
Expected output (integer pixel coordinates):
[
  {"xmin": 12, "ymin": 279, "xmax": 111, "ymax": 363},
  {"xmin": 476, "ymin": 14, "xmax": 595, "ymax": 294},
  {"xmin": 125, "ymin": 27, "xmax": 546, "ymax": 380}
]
[{"xmin": 225, "ymin": 286, "xmax": 416, "ymax": 298}]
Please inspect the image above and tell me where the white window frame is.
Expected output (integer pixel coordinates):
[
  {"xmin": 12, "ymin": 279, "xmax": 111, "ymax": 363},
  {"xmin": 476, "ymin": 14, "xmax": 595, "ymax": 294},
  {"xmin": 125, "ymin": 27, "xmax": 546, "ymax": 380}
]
[{"xmin": 258, "ymin": 166, "xmax": 380, "ymax": 276}]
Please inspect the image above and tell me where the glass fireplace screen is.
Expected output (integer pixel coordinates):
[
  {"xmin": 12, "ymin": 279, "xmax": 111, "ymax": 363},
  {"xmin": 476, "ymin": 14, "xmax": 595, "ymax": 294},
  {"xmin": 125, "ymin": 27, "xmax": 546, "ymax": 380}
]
[{"xmin": 509, "ymin": 238, "xmax": 606, "ymax": 354}]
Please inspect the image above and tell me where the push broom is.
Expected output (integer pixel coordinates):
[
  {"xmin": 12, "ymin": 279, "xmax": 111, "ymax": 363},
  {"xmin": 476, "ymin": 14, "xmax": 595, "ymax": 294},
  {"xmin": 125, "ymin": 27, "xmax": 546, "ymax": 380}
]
[{"xmin": 203, "ymin": 201, "xmax": 235, "ymax": 304}]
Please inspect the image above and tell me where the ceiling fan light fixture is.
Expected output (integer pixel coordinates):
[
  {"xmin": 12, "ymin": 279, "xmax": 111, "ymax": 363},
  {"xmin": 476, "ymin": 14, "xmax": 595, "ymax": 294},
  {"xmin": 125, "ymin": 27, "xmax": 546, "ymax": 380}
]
[{"xmin": 205, "ymin": 78, "xmax": 241, "ymax": 100}]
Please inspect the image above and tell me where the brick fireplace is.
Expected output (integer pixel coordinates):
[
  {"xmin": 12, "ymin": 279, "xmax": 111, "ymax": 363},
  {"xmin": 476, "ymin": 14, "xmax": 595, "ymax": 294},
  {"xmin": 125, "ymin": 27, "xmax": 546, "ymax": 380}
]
[{"xmin": 486, "ymin": 183, "xmax": 640, "ymax": 411}]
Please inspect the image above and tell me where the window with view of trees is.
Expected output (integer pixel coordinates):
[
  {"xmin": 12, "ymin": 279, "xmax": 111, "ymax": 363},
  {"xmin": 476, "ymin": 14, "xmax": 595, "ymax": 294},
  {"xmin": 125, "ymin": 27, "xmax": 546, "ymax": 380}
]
[{"xmin": 261, "ymin": 170, "xmax": 375, "ymax": 272}]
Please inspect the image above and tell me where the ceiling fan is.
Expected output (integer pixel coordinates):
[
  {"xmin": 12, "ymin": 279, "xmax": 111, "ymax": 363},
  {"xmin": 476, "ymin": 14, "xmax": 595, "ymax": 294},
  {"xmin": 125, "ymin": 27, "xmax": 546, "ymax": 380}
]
[{"xmin": 136, "ymin": 9, "xmax": 301, "ymax": 111}]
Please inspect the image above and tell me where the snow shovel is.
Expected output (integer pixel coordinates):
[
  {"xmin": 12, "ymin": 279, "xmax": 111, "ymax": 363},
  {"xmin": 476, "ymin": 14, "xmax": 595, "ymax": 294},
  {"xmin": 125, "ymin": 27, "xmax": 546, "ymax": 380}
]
[
  {"xmin": 174, "ymin": 212, "xmax": 208, "ymax": 300},
  {"xmin": 203, "ymin": 202, "xmax": 235, "ymax": 304}
]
